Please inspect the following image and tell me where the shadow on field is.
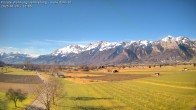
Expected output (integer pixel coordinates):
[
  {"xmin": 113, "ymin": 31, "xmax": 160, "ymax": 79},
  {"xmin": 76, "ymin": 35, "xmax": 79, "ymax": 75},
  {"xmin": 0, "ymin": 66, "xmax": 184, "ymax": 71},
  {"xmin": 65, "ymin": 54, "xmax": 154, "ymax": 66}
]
[
  {"xmin": 81, "ymin": 74, "xmax": 151, "ymax": 81},
  {"xmin": 72, "ymin": 106, "xmax": 126, "ymax": 110},
  {"xmin": 70, "ymin": 97, "xmax": 113, "ymax": 101},
  {"xmin": 57, "ymin": 105, "xmax": 126, "ymax": 110},
  {"xmin": 26, "ymin": 105, "xmax": 44, "ymax": 110},
  {"xmin": 72, "ymin": 106, "xmax": 114, "ymax": 110}
]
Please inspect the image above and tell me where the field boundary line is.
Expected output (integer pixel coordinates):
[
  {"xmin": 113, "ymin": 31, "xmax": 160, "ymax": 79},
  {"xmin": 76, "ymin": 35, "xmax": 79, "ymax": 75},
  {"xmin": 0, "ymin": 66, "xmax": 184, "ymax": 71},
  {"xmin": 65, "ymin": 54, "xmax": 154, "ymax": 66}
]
[{"xmin": 135, "ymin": 80, "xmax": 196, "ymax": 90}]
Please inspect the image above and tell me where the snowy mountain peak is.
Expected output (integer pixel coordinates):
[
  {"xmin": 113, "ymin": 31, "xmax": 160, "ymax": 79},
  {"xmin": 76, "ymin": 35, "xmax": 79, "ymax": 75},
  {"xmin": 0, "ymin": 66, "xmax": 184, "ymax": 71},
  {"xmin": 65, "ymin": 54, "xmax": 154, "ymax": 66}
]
[
  {"xmin": 1, "ymin": 36, "xmax": 195, "ymax": 65},
  {"xmin": 0, "ymin": 52, "xmax": 5, "ymax": 56},
  {"xmin": 124, "ymin": 40, "xmax": 152, "ymax": 47},
  {"xmin": 161, "ymin": 35, "xmax": 191, "ymax": 44},
  {"xmin": 161, "ymin": 35, "xmax": 175, "ymax": 42},
  {"xmin": 85, "ymin": 41, "xmax": 101, "ymax": 51},
  {"xmin": 99, "ymin": 41, "xmax": 122, "ymax": 51},
  {"xmin": 139, "ymin": 40, "xmax": 151, "ymax": 46},
  {"xmin": 51, "ymin": 36, "xmax": 193, "ymax": 56},
  {"xmin": 175, "ymin": 36, "xmax": 190, "ymax": 43},
  {"xmin": 52, "ymin": 45, "xmax": 86, "ymax": 56},
  {"xmin": 52, "ymin": 41, "xmax": 124, "ymax": 56}
]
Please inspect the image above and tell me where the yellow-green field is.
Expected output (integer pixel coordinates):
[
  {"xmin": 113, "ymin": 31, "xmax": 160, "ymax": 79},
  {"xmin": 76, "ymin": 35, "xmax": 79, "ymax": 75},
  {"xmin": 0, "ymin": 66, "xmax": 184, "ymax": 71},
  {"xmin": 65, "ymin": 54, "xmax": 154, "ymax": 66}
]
[
  {"xmin": 0, "ymin": 65, "xmax": 196, "ymax": 110},
  {"xmin": 54, "ymin": 65, "xmax": 196, "ymax": 110},
  {"xmin": 0, "ymin": 67, "xmax": 36, "ymax": 75},
  {"xmin": 0, "ymin": 67, "xmax": 39, "ymax": 110},
  {"xmin": 0, "ymin": 92, "xmax": 33, "ymax": 110}
]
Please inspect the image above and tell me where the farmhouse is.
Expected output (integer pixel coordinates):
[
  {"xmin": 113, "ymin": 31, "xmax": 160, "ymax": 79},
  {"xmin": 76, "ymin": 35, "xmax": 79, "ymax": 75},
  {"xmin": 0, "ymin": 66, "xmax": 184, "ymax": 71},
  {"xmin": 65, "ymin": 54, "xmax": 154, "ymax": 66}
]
[
  {"xmin": 182, "ymin": 68, "xmax": 189, "ymax": 71},
  {"xmin": 53, "ymin": 73, "xmax": 65, "ymax": 78}
]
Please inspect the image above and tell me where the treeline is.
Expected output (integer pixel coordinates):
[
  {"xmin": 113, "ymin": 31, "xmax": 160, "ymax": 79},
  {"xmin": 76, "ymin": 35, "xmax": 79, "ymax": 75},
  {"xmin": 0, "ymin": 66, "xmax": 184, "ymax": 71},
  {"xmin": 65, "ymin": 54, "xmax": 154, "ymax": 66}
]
[{"xmin": 4, "ymin": 58, "xmax": 196, "ymax": 73}]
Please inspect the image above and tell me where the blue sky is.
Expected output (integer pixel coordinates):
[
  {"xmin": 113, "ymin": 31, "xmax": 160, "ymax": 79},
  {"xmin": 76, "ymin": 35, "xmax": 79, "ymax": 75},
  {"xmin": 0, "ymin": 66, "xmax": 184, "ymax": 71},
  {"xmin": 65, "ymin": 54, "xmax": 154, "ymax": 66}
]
[{"xmin": 0, "ymin": 0, "xmax": 196, "ymax": 56}]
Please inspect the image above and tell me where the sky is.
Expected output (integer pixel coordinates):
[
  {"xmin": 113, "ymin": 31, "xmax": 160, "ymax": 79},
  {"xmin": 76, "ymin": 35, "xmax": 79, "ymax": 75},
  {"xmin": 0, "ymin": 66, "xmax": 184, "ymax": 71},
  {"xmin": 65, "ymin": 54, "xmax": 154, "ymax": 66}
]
[{"xmin": 0, "ymin": 0, "xmax": 196, "ymax": 56}]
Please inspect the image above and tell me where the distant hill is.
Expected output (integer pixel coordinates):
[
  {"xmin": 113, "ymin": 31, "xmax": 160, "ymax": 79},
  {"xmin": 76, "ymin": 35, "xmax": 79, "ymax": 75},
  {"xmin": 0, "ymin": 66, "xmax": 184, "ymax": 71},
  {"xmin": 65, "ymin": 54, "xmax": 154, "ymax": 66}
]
[
  {"xmin": 0, "ymin": 52, "xmax": 34, "ymax": 64},
  {"xmin": 1, "ymin": 35, "xmax": 196, "ymax": 65},
  {"xmin": 0, "ymin": 60, "xmax": 5, "ymax": 67}
]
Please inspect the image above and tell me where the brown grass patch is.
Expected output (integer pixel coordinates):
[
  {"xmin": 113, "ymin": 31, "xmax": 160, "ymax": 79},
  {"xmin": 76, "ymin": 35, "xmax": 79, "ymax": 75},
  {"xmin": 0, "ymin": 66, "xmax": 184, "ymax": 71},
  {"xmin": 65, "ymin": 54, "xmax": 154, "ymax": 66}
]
[
  {"xmin": 0, "ymin": 82, "xmax": 41, "ymax": 94},
  {"xmin": 0, "ymin": 74, "xmax": 42, "ymax": 84},
  {"xmin": 81, "ymin": 74, "xmax": 151, "ymax": 81},
  {"xmin": 61, "ymin": 72, "xmax": 151, "ymax": 84},
  {"xmin": 64, "ymin": 73, "xmax": 104, "ymax": 84}
]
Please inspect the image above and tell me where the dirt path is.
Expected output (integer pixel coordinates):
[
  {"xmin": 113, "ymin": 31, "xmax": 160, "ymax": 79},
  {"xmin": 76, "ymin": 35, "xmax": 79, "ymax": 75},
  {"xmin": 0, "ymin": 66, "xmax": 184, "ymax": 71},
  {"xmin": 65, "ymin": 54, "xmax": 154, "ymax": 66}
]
[
  {"xmin": 135, "ymin": 80, "xmax": 196, "ymax": 90},
  {"xmin": 27, "ymin": 72, "xmax": 46, "ymax": 110}
]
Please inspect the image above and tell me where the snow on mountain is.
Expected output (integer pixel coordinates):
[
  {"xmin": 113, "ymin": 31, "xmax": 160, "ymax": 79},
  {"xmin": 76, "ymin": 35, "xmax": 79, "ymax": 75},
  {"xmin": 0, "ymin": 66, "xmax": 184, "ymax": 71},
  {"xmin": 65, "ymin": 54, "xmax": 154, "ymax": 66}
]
[
  {"xmin": 124, "ymin": 41, "xmax": 136, "ymax": 47},
  {"xmin": 124, "ymin": 40, "xmax": 152, "ymax": 47},
  {"xmin": 175, "ymin": 36, "xmax": 190, "ymax": 44},
  {"xmin": 0, "ymin": 52, "xmax": 5, "ymax": 56},
  {"xmin": 28, "ymin": 54, "xmax": 40, "ymax": 58},
  {"xmin": 52, "ymin": 40, "xmax": 154, "ymax": 56},
  {"xmin": 1, "ymin": 35, "xmax": 195, "ymax": 65},
  {"xmin": 140, "ymin": 40, "xmax": 148, "ymax": 46},
  {"xmin": 85, "ymin": 41, "xmax": 101, "ymax": 51},
  {"xmin": 52, "ymin": 45, "xmax": 86, "ymax": 56},
  {"xmin": 52, "ymin": 41, "xmax": 123, "ymax": 56},
  {"xmin": 161, "ymin": 35, "xmax": 175, "ymax": 42},
  {"xmin": 99, "ymin": 41, "xmax": 122, "ymax": 51},
  {"xmin": 0, "ymin": 51, "xmax": 39, "ymax": 58},
  {"xmin": 161, "ymin": 35, "xmax": 191, "ymax": 44},
  {"xmin": 139, "ymin": 40, "xmax": 152, "ymax": 46},
  {"xmin": 50, "ymin": 35, "xmax": 194, "ymax": 57}
]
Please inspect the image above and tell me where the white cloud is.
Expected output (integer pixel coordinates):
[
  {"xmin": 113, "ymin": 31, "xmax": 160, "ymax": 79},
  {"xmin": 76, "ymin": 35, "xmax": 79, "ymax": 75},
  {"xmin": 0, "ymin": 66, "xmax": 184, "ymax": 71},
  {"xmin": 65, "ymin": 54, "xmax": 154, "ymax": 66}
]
[
  {"xmin": 25, "ymin": 40, "xmax": 93, "ymax": 47},
  {"xmin": 45, "ymin": 40, "xmax": 92, "ymax": 44},
  {"xmin": 0, "ymin": 47, "xmax": 47, "ymax": 57},
  {"xmin": 0, "ymin": 40, "xmax": 94, "ymax": 56}
]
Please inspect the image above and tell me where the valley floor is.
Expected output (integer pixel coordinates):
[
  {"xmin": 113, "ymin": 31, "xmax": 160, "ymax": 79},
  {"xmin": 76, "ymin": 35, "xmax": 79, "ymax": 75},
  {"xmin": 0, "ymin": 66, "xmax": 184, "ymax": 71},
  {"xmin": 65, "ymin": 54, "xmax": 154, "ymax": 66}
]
[
  {"xmin": 55, "ymin": 72, "xmax": 196, "ymax": 110},
  {"xmin": 0, "ymin": 65, "xmax": 196, "ymax": 110}
]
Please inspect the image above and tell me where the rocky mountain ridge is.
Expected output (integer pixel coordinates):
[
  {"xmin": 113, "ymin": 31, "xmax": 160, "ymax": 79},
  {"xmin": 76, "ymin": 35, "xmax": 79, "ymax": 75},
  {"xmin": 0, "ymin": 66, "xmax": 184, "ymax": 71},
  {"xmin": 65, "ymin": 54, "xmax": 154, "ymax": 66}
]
[{"xmin": 1, "ymin": 35, "xmax": 196, "ymax": 65}]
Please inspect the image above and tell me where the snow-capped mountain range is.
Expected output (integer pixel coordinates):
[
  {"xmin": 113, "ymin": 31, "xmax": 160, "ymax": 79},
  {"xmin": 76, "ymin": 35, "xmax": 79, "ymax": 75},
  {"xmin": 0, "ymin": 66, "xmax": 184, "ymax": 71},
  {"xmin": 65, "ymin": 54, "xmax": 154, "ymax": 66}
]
[
  {"xmin": 0, "ymin": 52, "xmax": 33, "ymax": 64},
  {"xmin": 1, "ymin": 35, "xmax": 196, "ymax": 65},
  {"xmin": 51, "ymin": 40, "xmax": 152, "ymax": 56}
]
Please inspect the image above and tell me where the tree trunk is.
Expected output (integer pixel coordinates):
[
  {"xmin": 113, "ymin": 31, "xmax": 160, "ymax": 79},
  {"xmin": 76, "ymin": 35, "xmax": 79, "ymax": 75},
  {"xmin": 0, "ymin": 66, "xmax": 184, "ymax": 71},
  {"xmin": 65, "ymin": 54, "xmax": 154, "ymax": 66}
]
[
  {"xmin": 14, "ymin": 100, "xmax": 17, "ymax": 107},
  {"xmin": 52, "ymin": 95, "xmax": 55, "ymax": 105},
  {"xmin": 52, "ymin": 91, "xmax": 57, "ymax": 105},
  {"xmin": 46, "ymin": 102, "xmax": 50, "ymax": 110}
]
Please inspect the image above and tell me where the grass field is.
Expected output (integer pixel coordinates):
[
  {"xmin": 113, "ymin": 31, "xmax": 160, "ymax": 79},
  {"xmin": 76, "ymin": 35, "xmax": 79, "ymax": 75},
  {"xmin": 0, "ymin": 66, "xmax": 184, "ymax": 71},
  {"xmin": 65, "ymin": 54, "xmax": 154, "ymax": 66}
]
[
  {"xmin": 0, "ymin": 67, "xmax": 42, "ymax": 110},
  {"xmin": 0, "ymin": 65, "xmax": 196, "ymax": 110},
  {"xmin": 0, "ymin": 67, "xmax": 36, "ymax": 75},
  {"xmin": 0, "ymin": 91, "xmax": 34, "ymax": 110},
  {"xmin": 52, "ymin": 65, "xmax": 196, "ymax": 110}
]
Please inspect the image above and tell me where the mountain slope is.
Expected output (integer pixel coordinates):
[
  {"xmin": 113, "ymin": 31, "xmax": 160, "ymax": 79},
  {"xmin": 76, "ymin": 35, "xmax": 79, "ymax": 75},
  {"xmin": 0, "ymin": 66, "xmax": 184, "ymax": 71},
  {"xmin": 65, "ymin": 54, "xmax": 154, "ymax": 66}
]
[
  {"xmin": 34, "ymin": 35, "xmax": 196, "ymax": 65},
  {"xmin": 1, "ymin": 35, "xmax": 196, "ymax": 65},
  {"xmin": 0, "ymin": 52, "xmax": 34, "ymax": 64}
]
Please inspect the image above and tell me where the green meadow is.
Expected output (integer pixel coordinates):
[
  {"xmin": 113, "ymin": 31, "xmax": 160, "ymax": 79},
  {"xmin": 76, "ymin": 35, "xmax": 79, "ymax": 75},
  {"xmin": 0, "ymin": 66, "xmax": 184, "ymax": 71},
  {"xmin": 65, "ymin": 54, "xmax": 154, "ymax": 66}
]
[
  {"xmin": 0, "ymin": 67, "xmax": 36, "ymax": 110},
  {"xmin": 0, "ymin": 67, "xmax": 35, "ymax": 75},
  {"xmin": 0, "ymin": 65, "xmax": 196, "ymax": 110},
  {"xmin": 54, "ymin": 65, "xmax": 196, "ymax": 110},
  {"xmin": 0, "ymin": 92, "xmax": 33, "ymax": 110}
]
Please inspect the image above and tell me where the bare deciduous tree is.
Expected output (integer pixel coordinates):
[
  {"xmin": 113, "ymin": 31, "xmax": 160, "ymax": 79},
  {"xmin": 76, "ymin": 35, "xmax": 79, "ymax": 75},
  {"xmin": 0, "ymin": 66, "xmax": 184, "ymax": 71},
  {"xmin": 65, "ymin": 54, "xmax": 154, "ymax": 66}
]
[
  {"xmin": 50, "ymin": 62, "xmax": 59, "ymax": 74},
  {"xmin": 24, "ymin": 58, "xmax": 32, "ymax": 71},
  {"xmin": 49, "ymin": 77, "xmax": 65, "ymax": 105},
  {"xmin": 34, "ymin": 77, "xmax": 65, "ymax": 110}
]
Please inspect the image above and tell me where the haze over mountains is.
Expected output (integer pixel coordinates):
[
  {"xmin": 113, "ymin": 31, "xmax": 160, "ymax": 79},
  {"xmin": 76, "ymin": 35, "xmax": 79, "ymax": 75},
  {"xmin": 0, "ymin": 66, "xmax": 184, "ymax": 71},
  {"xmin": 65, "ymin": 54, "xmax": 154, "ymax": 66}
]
[{"xmin": 1, "ymin": 35, "xmax": 196, "ymax": 65}]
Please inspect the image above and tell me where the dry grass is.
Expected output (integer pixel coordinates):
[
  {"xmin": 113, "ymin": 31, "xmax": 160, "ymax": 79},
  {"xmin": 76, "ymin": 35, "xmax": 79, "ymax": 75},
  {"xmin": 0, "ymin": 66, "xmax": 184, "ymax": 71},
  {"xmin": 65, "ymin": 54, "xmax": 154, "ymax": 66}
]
[
  {"xmin": 64, "ymin": 73, "xmax": 105, "ymax": 84},
  {"xmin": 0, "ymin": 82, "xmax": 41, "ymax": 94}
]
